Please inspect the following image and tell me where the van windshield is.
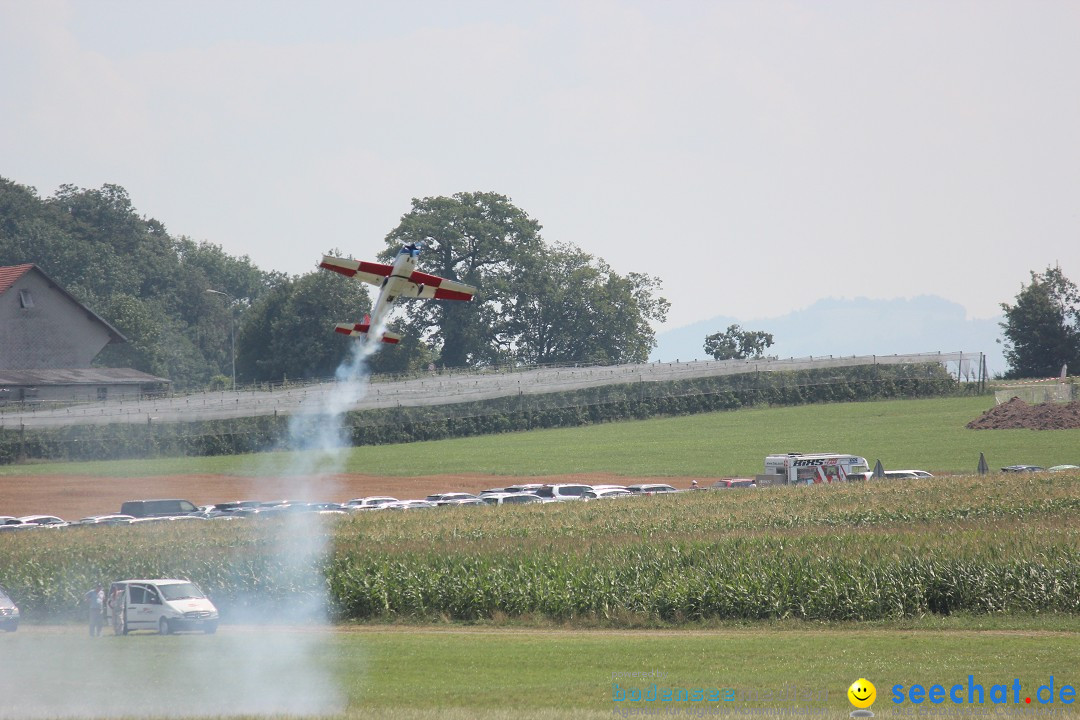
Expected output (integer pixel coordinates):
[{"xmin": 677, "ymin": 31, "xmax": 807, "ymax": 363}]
[{"xmin": 159, "ymin": 582, "xmax": 205, "ymax": 601}]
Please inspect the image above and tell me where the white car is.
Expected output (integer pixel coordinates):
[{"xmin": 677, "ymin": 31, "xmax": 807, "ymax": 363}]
[
  {"xmin": 17, "ymin": 515, "xmax": 68, "ymax": 527},
  {"xmin": 479, "ymin": 492, "xmax": 544, "ymax": 506},
  {"xmin": 0, "ymin": 586, "xmax": 19, "ymax": 632},
  {"xmin": 425, "ymin": 492, "xmax": 480, "ymax": 505},
  {"xmin": 625, "ymin": 484, "xmax": 679, "ymax": 495},
  {"xmin": 76, "ymin": 514, "xmax": 135, "ymax": 526},
  {"xmin": 345, "ymin": 496, "xmax": 399, "ymax": 510},
  {"xmin": 532, "ymin": 484, "xmax": 594, "ymax": 502},
  {"xmin": 502, "ymin": 484, "xmax": 546, "ymax": 494},
  {"xmin": 107, "ymin": 579, "xmax": 219, "ymax": 635},
  {"xmin": 583, "ymin": 488, "xmax": 633, "ymax": 500},
  {"xmin": 383, "ymin": 500, "xmax": 438, "ymax": 510}
]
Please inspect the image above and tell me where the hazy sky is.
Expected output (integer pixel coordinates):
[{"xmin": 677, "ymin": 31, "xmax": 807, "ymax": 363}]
[{"xmin": 2, "ymin": 0, "xmax": 1077, "ymax": 330}]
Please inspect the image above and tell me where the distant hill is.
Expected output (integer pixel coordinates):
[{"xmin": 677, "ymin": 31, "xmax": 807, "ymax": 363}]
[{"xmin": 652, "ymin": 295, "xmax": 1006, "ymax": 376}]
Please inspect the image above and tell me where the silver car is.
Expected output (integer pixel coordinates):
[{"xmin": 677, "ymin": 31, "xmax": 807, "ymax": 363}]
[{"xmin": 0, "ymin": 586, "xmax": 20, "ymax": 632}]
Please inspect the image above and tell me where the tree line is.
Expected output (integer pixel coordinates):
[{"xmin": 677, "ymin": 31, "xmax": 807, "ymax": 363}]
[
  {"xmin": 0, "ymin": 363, "xmax": 965, "ymax": 464},
  {"xmin": 0, "ymin": 180, "xmax": 667, "ymax": 389}
]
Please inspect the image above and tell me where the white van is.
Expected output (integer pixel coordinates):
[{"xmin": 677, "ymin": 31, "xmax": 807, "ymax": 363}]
[{"xmin": 107, "ymin": 579, "xmax": 219, "ymax": 635}]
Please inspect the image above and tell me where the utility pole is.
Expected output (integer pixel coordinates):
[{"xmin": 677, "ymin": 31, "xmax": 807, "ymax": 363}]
[{"xmin": 205, "ymin": 289, "xmax": 236, "ymax": 391}]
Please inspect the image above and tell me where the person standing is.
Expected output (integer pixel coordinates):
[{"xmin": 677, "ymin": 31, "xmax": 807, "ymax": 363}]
[{"xmin": 84, "ymin": 584, "xmax": 105, "ymax": 637}]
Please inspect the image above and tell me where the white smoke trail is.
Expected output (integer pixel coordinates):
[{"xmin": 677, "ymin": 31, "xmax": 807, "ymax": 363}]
[{"xmin": 0, "ymin": 334, "xmax": 384, "ymax": 719}]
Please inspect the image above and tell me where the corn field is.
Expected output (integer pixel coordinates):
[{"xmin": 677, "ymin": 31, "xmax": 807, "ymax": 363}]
[{"xmin": 2, "ymin": 473, "xmax": 1078, "ymax": 624}]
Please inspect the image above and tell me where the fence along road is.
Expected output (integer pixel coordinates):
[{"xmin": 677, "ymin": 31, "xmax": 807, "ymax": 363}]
[{"xmin": 1, "ymin": 352, "xmax": 981, "ymax": 429}]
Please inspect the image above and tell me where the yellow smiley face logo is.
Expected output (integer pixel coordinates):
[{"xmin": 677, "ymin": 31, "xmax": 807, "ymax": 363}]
[{"xmin": 848, "ymin": 678, "xmax": 876, "ymax": 709}]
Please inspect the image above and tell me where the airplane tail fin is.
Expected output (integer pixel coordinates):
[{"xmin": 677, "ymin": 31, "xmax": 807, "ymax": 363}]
[{"xmin": 333, "ymin": 322, "xmax": 401, "ymax": 344}]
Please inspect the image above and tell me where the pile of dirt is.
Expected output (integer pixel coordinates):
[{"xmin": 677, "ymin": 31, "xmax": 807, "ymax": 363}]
[{"xmin": 967, "ymin": 397, "xmax": 1080, "ymax": 430}]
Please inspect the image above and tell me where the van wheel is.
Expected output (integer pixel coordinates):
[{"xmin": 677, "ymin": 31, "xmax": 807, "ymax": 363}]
[
  {"xmin": 159, "ymin": 618, "xmax": 171, "ymax": 635},
  {"xmin": 204, "ymin": 622, "xmax": 217, "ymax": 635}
]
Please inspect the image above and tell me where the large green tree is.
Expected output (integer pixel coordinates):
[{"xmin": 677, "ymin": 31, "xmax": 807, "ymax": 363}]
[
  {"xmin": 704, "ymin": 324, "xmax": 775, "ymax": 361},
  {"xmin": 999, "ymin": 266, "xmax": 1080, "ymax": 379},
  {"xmin": 382, "ymin": 192, "xmax": 667, "ymax": 368},
  {"xmin": 382, "ymin": 191, "xmax": 545, "ymax": 367},
  {"xmin": 236, "ymin": 263, "xmax": 373, "ymax": 382},
  {"xmin": 509, "ymin": 243, "xmax": 668, "ymax": 365}
]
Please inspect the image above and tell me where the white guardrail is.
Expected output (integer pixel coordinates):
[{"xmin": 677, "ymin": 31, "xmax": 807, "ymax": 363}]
[{"xmin": 0, "ymin": 352, "xmax": 980, "ymax": 429}]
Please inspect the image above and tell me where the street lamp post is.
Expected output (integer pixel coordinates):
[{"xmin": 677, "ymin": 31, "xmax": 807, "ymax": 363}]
[{"xmin": 205, "ymin": 289, "xmax": 236, "ymax": 391}]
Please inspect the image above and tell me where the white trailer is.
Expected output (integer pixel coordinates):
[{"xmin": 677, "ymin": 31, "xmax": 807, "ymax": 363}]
[{"xmin": 761, "ymin": 453, "xmax": 869, "ymax": 486}]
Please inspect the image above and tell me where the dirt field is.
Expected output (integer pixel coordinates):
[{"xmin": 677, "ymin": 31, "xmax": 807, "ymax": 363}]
[{"xmin": 0, "ymin": 472, "xmax": 707, "ymax": 519}]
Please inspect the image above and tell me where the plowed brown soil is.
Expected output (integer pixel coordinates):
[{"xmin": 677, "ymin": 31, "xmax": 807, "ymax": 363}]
[
  {"xmin": 0, "ymin": 472, "xmax": 707, "ymax": 520},
  {"xmin": 967, "ymin": 396, "xmax": 1080, "ymax": 430}
]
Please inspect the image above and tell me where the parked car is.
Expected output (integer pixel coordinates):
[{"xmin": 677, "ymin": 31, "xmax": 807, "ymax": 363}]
[
  {"xmin": 425, "ymin": 492, "xmax": 480, "ymax": 505},
  {"xmin": 502, "ymin": 484, "xmax": 546, "ymax": 494},
  {"xmin": 1048, "ymin": 465, "xmax": 1079, "ymax": 472},
  {"xmin": 345, "ymin": 496, "xmax": 399, "ymax": 509},
  {"xmin": 625, "ymin": 483, "xmax": 679, "ymax": 495},
  {"xmin": 1001, "ymin": 465, "xmax": 1044, "ymax": 473},
  {"xmin": 17, "ymin": 515, "xmax": 68, "ymax": 527},
  {"xmin": 438, "ymin": 498, "xmax": 487, "ymax": 507},
  {"xmin": 532, "ymin": 484, "xmax": 593, "ymax": 502},
  {"xmin": 120, "ymin": 499, "xmax": 199, "ymax": 518},
  {"xmin": 0, "ymin": 586, "xmax": 19, "ymax": 632},
  {"xmin": 890, "ymin": 470, "xmax": 933, "ymax": 478},
  {"xmin": 882, "ymin": 471, "xmax": 920, "ymax": 480},
  {"xmin": 710, "ymin": 479, "xmax": 758, "ymax": 489},
  {"xmin": 383, "ymin": 500, "xmax": 438, "ymax": 510},
  {"xmin": 479, "ymin": 492, "xmax": 543, "ymax": 505},
  {"xmin": 106, "ymin": 579, "xmax": 218, "ymax": 635},
  {"xmin": 75, "ymin": 514, "xmax": 135, "ymax": 526},
  {"xmin": 0, "ymin": 519, "xmax": 32, "ymax": 532},
  {"xmin": 583, "ymin": 488, "xmax": 633, "ymax": 500}
]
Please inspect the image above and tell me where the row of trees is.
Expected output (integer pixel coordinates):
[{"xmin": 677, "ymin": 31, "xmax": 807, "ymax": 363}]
[{"xmin": 0, "ymin": 180, "xmax": 668, "ymax": 388}]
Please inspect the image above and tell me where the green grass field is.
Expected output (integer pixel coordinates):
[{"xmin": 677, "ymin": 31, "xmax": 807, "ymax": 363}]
[
  {"xmin": 3, "ymin": 625, "xmax": 1078, "ymax": 718},
  {"xmin": 3, "ymin": 395, "xmax": 1079, "ymax": 718},
  {"xmin": 3, "ymin": 395, "xmax": 1077, "ymax": 478}
]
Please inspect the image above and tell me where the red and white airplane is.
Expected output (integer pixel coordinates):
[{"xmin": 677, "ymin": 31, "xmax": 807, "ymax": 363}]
[{"xmin": 319, "ymin": 243, "xmax": 476, "ymax": 344}]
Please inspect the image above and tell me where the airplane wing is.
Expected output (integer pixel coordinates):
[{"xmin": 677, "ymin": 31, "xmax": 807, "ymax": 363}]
[
  {"xmin": 320, "ymin": 256, "xmax": 393, "ymax": 287},
  {"xmin": 405, "ymin": 270, "xmax": 477, "ymax": 301}
]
